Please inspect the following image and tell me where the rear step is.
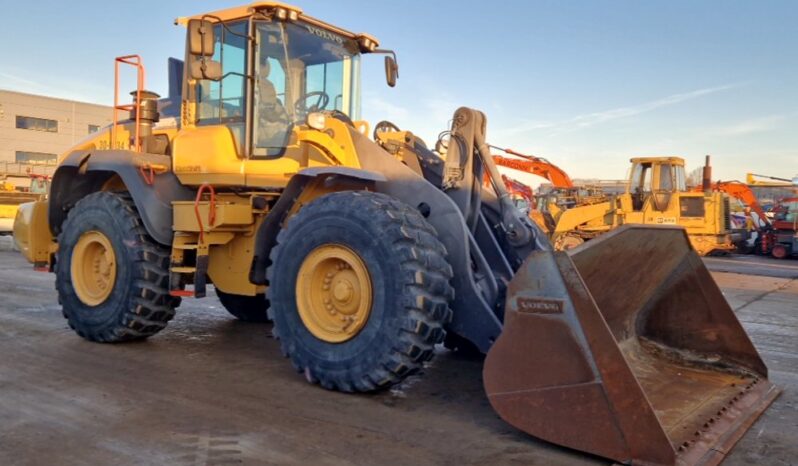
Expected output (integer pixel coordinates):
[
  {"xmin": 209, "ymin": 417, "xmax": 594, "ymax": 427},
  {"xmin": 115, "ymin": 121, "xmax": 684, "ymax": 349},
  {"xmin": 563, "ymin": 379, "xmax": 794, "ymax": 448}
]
[
  {"xmin": 169, "ymin": 238, "xmax": 208, "ymax": 298},
  {"xmin": 484, "ymin": 225, "xmax": 780, "ymax": 466}
]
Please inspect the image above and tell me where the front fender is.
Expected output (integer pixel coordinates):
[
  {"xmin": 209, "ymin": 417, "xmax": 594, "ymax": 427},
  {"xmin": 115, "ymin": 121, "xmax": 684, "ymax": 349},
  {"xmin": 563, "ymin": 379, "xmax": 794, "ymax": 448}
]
[{"xmin": 248, "ymin": 166, "xmax": 385, "ymax": 286}]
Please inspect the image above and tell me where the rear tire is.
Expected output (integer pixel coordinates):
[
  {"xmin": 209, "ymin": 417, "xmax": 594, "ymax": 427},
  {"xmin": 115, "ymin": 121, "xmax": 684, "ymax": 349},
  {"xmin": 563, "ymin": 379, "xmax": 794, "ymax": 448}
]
[
  {"xmin": 56, "ymin": 192, "xmax": 179, "ymax": 342},
  {"xmin": 267, "ymin": 191, "xmax": 454, "ymax": 392},
  {"xmin": 215, "ymin": 288, "xmax": 270, "ymax": 322}
]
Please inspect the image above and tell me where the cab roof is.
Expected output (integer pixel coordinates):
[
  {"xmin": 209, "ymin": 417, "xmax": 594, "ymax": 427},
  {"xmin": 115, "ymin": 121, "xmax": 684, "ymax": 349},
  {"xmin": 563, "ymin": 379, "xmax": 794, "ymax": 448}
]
[
  {"xmin": 630, "ymin": 156, "xmax": 686, "ymax": 165},
  {"xmin": 175, "ymin": 2, "xmax": 379, "ymax": 48}
]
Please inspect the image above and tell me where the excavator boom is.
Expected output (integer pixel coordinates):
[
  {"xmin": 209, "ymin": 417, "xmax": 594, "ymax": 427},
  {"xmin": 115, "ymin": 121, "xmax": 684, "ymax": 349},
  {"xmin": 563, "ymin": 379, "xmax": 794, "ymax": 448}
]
[
  {"xmin": 695, "ymin": 181, "xmax": 770, "ymax": 228},
  {"xmin": 492, "ymin": 149, "xmax": 574, "ymax": 188}
]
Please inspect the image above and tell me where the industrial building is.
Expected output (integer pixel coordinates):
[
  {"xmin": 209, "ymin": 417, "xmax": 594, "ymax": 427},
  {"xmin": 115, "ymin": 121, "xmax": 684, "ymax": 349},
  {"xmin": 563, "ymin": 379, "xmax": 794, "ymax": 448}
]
[{"xmin": 0, "ymin": 90, "xmax": 112, "ymax": 165}]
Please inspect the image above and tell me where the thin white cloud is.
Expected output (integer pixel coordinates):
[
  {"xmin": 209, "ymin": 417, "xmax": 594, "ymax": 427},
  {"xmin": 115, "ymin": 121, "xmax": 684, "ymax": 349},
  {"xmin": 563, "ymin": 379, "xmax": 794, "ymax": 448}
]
[
  {"xmin": 497, "ymin": 83, "xmax": 742, "ymax": 137},
  {"xmin": 711, "ymin": 113, "xmax": 793, "ymax": 137},
  {"xmin": 0, "ymin": 71, "xmax": 52, "ymax": 93},
  {"xmin": 0, "ymin": 69, "xmax": 110, "ymax": 105}
]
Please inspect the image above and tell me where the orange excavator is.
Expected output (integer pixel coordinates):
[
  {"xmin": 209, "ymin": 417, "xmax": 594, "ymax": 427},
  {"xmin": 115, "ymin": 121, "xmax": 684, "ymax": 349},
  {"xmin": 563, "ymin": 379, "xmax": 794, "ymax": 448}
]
[
  {"xmin": 491, "ymin": 147, "xmax": 575, "ymax": 189},
  {"xmin": 489, "ymin": 147, "xmax": 577, "ymax": 232},
  {"xmin": 694, "ymin": 181, "xmax": 769, "ymax": 229},
  {"xmin": 490, "ymin": 147, "xmax": 609, "ymax": 236}
]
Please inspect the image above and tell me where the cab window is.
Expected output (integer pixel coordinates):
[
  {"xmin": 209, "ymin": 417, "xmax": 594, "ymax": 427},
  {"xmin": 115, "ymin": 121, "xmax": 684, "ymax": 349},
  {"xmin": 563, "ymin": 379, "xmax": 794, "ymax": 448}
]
[
  {"xmin": 196, "ymin": 21, "xmax": 248, "ymax": 152},
  {"xmin": 658, "ymin": 164, "xmax": 673, "ymax": 191},
  {"xmin": 631, "ymin": 163, "xmax": 652, "ymax": 193},
  {"xmin": 252, "ymin": 21, "xmax": 361, "ymax": 157}
]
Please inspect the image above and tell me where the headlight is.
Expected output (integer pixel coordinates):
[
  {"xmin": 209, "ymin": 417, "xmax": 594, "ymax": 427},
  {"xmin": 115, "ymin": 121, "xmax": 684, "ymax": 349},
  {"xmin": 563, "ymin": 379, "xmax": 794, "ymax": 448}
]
[{"xmin": 307, "ymin": 112, "xmax": 326, "ymax": 130}]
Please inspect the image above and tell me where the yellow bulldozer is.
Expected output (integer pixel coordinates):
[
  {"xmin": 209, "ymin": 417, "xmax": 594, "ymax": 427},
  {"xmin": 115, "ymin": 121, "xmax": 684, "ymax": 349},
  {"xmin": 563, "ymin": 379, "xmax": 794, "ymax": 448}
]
[
  {"xmin": 13, "ymin": 3, "xmax": 778, "ymax": 465},
  {"xmin": 538, "ymin": 156, "xmax": 743, "ymax": 254}
]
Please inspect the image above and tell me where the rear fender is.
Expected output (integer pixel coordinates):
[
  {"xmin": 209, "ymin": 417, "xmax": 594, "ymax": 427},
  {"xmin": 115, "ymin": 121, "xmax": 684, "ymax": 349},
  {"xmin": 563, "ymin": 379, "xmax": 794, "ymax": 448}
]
[{"xmin": 49, "ymin": 150, "xmax": 194, "ymax": 245}]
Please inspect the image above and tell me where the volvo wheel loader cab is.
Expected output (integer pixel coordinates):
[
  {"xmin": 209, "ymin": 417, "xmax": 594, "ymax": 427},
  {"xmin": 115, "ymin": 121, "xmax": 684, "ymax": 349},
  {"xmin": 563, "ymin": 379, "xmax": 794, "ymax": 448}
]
[{"xmin": 13, "ymin": 3, "xmax": 777, "ymax": 465}]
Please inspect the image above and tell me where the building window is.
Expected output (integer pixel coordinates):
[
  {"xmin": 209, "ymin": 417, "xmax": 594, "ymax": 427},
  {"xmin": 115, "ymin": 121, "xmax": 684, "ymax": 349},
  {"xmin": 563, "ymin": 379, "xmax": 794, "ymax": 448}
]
[
  {"xmin": 16, "ymin": 115, "xmax": 58, "ymax": 133},
  {"xmin": 88, "ymin": 124, "xmax": 100, "ymax": 133},
  {"xmin": 15, "ymin": 151, "xmax": 57, "ymax": 164}
]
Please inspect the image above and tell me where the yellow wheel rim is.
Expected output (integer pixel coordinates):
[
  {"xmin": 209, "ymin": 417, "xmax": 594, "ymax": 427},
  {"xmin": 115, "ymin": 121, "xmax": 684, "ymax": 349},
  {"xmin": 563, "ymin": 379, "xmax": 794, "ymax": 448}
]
[
  {"xmin": 296, "ymin": 245, "xmax": 373, "ymax": 343},
  {"xmin": 70, "ymin": 230, "xmax": 117, "ymax": 306}
]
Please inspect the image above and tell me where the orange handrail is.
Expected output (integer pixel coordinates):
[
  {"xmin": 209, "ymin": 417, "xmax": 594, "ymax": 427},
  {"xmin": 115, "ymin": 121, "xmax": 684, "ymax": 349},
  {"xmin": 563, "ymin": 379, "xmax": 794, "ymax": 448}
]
[
  {"xmin": 194, "ymin": 184, "xmax": 217, "ymax": 244},
  {"xmin": 112, "ymin": 55, "xmax": 145, "ymax": 153}
]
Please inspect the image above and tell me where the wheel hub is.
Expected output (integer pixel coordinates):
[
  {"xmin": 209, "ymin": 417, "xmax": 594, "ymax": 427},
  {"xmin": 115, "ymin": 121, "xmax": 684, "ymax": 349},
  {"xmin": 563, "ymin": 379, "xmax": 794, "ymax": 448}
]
[
  {"xmin": 296, "ymin": 245, "xmax": 373, "ymax": 343},
  {"xmin": 71, "ymin": 230, "xmax": 117, "ymax": 306}
]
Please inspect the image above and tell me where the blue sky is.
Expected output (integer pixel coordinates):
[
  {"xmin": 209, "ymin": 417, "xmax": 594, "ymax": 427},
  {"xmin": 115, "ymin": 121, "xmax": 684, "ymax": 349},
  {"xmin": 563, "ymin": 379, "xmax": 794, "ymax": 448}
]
[{"xmin": 1, "ymin": 0, "xmax": 795, "ymax": 182}]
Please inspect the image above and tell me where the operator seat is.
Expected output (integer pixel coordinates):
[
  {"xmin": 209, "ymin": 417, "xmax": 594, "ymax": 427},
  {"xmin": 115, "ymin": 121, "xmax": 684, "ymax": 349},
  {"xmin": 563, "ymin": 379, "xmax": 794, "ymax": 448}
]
[{"xmin": 256, "ymin": 57, "xmax": 290, "ymax": 149}]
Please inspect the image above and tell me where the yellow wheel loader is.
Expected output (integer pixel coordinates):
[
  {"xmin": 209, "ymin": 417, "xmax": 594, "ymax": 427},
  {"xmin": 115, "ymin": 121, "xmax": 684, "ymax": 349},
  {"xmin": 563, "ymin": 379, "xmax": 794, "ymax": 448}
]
[
  {"xmin": 1, "ymin": 171, "xmax": 49, "ymax": 234},
  {"xmin": 539, "ymin": 156, "xmax": 743, "ymax": 255},
  {"xmin": 13, "ymin": 3, "xmax": 778, "ymax": 464}
]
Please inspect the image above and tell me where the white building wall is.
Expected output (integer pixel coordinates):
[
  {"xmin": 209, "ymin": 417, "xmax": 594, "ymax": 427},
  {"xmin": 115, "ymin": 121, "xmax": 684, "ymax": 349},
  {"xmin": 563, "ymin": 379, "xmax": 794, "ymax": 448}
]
[{"xmin": 0, "ymin": 90, "xmax": 113, "ymax": 164}]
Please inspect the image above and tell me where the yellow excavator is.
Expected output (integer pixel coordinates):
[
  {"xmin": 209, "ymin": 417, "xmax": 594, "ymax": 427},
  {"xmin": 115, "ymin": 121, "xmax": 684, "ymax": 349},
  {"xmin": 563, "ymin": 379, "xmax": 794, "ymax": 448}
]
[{"xmin": 13, "ymin": 3, "xmax": 778, "ymax": 464}]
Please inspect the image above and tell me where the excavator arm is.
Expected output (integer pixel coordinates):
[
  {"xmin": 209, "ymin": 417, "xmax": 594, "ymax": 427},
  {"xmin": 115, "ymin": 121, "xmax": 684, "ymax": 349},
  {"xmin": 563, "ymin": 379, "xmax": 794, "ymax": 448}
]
[
  {"xmin": 694, "ymin": 181, "xmax": 770, "ymax": 229},
  {"xmin": 491, "ymin": 148, "xmax": 574, "ymax": 189},
  {"xmin": 501, "ymin": 174, "xmax": 534, "ymax": 201}
]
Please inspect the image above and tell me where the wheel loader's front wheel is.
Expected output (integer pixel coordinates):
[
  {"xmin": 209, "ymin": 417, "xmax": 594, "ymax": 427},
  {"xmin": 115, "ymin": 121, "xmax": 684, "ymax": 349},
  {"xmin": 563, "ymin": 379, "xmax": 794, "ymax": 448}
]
[
  {"xmin": 215, "ymin": 289, "xmax": 270, "ymax": 322},
  {"xmin": 267, "ymin": 191, "xmax": 454, "ymax": 392},
  {"xmin": 56, "ymin": 192, "xmax": 179, "ymax": 342}
]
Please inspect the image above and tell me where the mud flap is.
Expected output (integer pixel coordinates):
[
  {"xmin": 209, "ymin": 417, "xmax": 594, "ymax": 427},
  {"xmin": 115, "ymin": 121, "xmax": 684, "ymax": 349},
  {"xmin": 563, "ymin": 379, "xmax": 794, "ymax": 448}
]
[{"xmin": 483, "ymin": 225, "xmax": 780, "ymax": 466}]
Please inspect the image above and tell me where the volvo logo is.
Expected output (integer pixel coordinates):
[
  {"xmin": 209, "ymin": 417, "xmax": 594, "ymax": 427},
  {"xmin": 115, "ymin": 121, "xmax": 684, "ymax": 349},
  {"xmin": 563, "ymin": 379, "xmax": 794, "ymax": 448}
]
[{"xmin": 305, "ymin": 25, "xmax": 344, "ymax": 45}]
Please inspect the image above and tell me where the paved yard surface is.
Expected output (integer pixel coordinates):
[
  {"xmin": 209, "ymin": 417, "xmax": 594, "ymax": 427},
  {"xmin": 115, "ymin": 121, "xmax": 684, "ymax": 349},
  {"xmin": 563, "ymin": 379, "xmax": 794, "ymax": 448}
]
[{"xmin": 0, "ymin": 251, "xmax": 795, "ymax": 465}]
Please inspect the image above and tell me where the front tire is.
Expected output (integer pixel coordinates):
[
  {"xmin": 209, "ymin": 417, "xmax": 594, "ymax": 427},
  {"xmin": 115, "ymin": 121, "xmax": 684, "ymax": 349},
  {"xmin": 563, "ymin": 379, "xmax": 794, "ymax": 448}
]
[
  {"xmin": 56, "ymin": 192, "xmax": 179, "ymax": 342},
  {"xmin": 267, "ymin": 191, "xmax": 454, "ymax": 392}
]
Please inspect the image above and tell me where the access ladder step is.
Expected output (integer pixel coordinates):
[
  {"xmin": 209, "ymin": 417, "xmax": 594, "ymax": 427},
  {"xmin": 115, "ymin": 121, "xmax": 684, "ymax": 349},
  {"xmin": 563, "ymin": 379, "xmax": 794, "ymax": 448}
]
[
  {"xmin": 170, "ymin": 266, "xmax": 197, "ymax": 274},
  {"xmin": 172, "ymin": 243, "xmax": 200, "ymax": 250}
]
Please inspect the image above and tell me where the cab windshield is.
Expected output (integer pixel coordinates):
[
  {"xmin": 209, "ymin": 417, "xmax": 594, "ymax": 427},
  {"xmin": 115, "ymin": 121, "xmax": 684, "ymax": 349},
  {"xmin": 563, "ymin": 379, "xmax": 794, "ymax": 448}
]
[{"xmin": 254, "ymin": 21, "xmax": 362, "ymax": 156}]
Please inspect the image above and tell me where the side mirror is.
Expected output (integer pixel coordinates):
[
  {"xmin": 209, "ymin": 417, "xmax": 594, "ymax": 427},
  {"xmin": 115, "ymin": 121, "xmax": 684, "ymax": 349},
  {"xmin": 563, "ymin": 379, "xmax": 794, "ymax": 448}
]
[
  {"xmin": 384, "ymin": 55, "xmax": 398, "ymax": 88},
  {"xmin": 189, "ymin": 59, "xmax": 222, "ymax": 81},
  {"xmin": 188, "ymin": 19, "xmax": 215, "ymax": 57}
]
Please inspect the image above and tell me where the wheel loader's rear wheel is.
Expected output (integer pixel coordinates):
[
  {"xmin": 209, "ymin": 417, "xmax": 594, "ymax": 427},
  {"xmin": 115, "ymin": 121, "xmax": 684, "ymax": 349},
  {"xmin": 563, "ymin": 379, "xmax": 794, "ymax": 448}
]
[
  {"xmin": 267, "ymin": 191, "xmax": 454, "ymax": 392},
  {"xmin": 56, "ymin": 192, "xmax": 179, "ymax": 342},
  {"xmin": 71, "ymin": 230, "xmax": 117, "ymax": 306},
  {"xmin": 215, "ymin": 288, "xmax": 270, "ymax": 322}
]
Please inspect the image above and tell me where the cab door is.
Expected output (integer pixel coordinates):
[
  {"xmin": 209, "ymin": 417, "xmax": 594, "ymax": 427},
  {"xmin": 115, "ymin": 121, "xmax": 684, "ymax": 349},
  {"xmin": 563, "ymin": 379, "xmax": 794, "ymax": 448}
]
[{"xmin": 173, "ymin": 20, "xmax": 249, "ymax": 186}]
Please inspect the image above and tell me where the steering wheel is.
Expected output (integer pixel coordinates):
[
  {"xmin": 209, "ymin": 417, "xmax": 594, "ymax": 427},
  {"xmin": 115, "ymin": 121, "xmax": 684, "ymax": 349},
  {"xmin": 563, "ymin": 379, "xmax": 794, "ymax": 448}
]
[
  {"xmin": 294, "ymin": 91, "xmax": 330, "ymax": 115},
  {"xmin": 373, "ymin": 120, "xmax": 401, "ymax": 140}
]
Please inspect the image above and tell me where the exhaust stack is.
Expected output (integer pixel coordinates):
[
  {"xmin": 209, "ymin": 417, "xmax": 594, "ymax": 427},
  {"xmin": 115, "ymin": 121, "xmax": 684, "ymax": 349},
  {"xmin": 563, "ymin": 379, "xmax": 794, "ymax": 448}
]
[{"xmin": 703, "ymin": 155, "xmax": 712, "ymax": 195}]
